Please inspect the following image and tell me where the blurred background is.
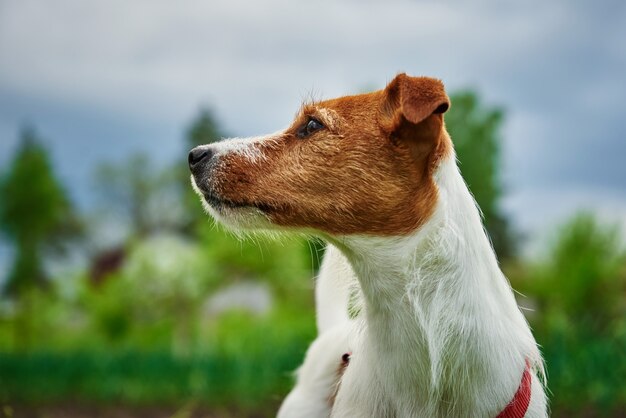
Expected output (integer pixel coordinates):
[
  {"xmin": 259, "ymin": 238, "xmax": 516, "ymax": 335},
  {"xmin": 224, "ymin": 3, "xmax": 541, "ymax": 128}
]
[{"xmin": 0, "ymin": 1, "xmax": 625, "ymax": 417}]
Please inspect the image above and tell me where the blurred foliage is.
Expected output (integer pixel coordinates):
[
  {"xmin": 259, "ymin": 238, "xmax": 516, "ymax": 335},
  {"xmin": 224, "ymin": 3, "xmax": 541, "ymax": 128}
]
[
  {"xmin": 511, "ymin": 213, "xmax": 626, "ymax": 416},
  {"xmin": 0, "ymin": 126, "xmax": 81, "ymax": 297},
  {"xmin": 0, "ymin": 223, "xmax": 317, "ymax": 414},
  {"xmin": 0, "ymin": 311, "xmax": 314, "ymax": 414},
  {"xmin": 186, "ymin": 108, "xmax": 225, "ymax": 149},
  {"xmin": 446, "ymin": 92, "xmax": 515, "ymax": 259},
  {"xmin": 530, "ymin": 213, "xmax": 625, "ymax": 331},
  {"xmin": 95, "ymin": 153, "xmax": 184, "ymax": 237}
]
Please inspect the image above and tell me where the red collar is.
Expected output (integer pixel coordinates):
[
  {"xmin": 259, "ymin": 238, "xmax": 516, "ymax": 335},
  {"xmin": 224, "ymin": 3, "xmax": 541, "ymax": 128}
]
[{"xmin": 496, "ymin": 360, "xmax": 532, "ymax": 418}]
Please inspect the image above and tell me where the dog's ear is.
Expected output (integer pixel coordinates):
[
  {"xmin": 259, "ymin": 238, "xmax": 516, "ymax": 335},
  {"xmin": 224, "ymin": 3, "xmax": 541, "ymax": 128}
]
[{"xmin": 381, "ymin": 73, "xmax": 450, "ymax": 130}]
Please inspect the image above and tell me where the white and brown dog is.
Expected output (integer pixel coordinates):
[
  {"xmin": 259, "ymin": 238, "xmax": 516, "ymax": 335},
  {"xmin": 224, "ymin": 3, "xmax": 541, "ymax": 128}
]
[{"xmin": 189, "ymin": 74, "xmax": 548, "ymax": 418}]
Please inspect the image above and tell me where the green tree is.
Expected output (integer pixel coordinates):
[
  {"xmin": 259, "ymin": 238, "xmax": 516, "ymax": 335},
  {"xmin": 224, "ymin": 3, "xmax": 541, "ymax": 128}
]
[
  {"xmin": 94, "ymin": 153, "xmax": 182, "ymax": 238},
  {"xmin": 519, "ymin": 213, "xmax": 626, "ymax": 413},
  {"xmin": 92, "ymin": 109, "xmax": 226, "ymax": 238},
  {"xmin": 446, "ymin": 91, "xmax": 515, "ymax": 258},
  {"xmin": 186, "ymin": 107, "xmax": 225, "ymax": 149},
  {"xmin": 532, "ymin": 213, "xmax": 625, "ymax": 332},
  {"xmin": 0, "ymin": 126, "xmax": 80, "ymax": 297}
]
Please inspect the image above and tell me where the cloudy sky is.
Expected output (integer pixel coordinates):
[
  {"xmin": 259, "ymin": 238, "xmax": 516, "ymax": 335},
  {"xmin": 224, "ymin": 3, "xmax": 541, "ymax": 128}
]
[{"xmin": 1, "ymin": 0, "xmax": 625, "ymax": 260}]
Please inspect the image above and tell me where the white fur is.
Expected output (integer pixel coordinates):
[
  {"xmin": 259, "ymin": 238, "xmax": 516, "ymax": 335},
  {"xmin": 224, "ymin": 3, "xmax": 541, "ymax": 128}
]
[
  {"xmin": 315, "ymin": 245, "xmax": 358, "ymax": 333},
  {"xmin": 210, "ymin": 132, "xmax": 281, "ymax": 162},
  {"xmin": 281, "ymin": 153, "xmax": 547, "ymax": 417},
  {"xmin": 190, "ymin": 174, "xmax": 273, "ymax": 230}
]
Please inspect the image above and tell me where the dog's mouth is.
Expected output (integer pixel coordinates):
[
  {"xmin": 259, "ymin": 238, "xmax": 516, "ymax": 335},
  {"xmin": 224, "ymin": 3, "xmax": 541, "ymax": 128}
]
[{"xmin": 202, "ymin": 191, "xmax": 275, "ymax": 213}]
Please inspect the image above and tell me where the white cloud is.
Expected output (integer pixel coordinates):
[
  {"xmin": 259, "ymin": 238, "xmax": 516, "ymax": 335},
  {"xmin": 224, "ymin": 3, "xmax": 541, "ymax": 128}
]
[{"xmin": 2, "ymin": 0, "xmax": 613, "ymax": 129}]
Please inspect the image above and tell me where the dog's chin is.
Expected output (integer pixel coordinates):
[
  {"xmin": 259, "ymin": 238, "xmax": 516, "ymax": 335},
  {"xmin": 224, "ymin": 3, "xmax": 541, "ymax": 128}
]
[
  {"xmin": 202, "ymin": 198, "xmax": 274, "ymax": 230},
  {"xmin": 191, "ymin": 176, "xmax": 274, "ymax": 231}
]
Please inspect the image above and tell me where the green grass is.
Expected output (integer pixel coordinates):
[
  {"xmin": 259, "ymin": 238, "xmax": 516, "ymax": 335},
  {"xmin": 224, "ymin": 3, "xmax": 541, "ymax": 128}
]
[
  {"xmin": 0, "ymin": 308, "xmax": 317, "ymax": 413},
  {"xmin": 0, "ymin": 344, "xmax": 305, "ymax": 408}
]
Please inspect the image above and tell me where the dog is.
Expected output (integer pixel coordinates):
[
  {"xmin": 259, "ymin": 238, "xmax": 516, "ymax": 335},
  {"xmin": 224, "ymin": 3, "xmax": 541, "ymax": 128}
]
[{"xmin": 188, "ymin": 74, "xmax": 548, "ymax": 417}]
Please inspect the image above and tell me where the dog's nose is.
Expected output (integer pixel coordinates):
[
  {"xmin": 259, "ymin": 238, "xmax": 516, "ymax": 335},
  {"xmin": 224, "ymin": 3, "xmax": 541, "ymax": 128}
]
[{"xmin": 188, "ymin": 146, "xmax": 213, "ymax": 170}]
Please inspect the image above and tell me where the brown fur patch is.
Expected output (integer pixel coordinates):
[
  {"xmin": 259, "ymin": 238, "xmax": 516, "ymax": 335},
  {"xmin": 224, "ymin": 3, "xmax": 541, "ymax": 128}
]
[{"xmin": 207, "ymin": 74, "xmax": 451, "ymax": 236}]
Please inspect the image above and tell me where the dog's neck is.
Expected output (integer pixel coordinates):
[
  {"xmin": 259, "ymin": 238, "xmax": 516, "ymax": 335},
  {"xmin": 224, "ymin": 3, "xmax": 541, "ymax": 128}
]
[
  {"xmin": 333, "ymin": 156, "xmax": 540, "ymax": 416},
  {"xmin": 338, "ymin": 156, "xmax": 519, "ymax": 313}
]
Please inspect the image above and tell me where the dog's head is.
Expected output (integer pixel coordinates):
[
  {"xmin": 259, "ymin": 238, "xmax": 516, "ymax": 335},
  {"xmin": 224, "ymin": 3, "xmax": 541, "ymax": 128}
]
[{"xmin": 189, "ymin": 73, "xmax": 451, "ymax": 236}]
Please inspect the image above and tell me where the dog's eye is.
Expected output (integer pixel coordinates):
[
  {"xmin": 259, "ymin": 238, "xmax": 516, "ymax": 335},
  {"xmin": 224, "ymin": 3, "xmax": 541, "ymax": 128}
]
[{"xmin": 297, "ymin": 118, "xmax": 325, "ymax": 138}]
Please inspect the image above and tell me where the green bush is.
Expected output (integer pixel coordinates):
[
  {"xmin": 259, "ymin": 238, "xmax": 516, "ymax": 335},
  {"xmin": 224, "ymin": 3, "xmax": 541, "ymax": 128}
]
[
  {"xmin": 515, "ymin": 213, "xmax": 626, "ymax": 415},
  {"xmin": 0, "ymin": 223, "xmax": 318, "ymax": 412}
]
